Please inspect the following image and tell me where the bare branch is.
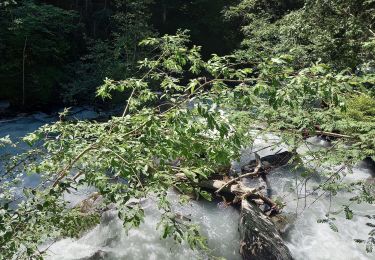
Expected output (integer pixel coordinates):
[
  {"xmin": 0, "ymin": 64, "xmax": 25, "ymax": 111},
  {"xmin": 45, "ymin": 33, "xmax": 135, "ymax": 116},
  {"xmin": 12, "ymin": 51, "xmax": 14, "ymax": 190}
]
[{"xmin": 215, "ymin": 153, "xmax": 262, "ymax": 195}]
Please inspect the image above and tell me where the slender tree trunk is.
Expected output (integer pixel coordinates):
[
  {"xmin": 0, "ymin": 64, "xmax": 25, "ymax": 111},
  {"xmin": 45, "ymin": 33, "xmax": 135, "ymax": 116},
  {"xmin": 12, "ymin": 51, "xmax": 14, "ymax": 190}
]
[
  {"xmin": 162, "ymin": 0, "xmax": 167, "ymax": 24},
  {"xmin": 93, "ymin": 21, "xmax": 96, "ymax": 38},
  {"xmin": 22, "ymin": 36, "xmax": 27, "ymax": 107}
]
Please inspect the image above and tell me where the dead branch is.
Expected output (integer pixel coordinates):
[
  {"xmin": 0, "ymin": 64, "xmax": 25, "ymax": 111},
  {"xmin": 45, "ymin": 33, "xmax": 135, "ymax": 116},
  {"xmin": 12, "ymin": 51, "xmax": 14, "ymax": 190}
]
[
  {"xmin": 315, "ymin": 130, "xmax": 352, "ymax": 139},
  {"xmin": 215, "ymin": 153, "xmax": 262, "ymax": 195},
  {"xmin": 199, "ymin": 179, "xmax": 260, "ymax": 195}
]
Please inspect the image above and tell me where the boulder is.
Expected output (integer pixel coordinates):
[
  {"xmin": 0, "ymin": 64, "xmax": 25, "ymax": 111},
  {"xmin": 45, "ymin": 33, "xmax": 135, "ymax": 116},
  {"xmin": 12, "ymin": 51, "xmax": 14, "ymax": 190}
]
[
  {"xmin": 79, "ymin": 250, "xmax": 115, "ymax": 260},
  {"xmin": 60, "ymin": 106, "xmax": 99, "ymax": 121},
  {"xmin": 242, "ymin": 151, "xmax": 293, "ymax": 173}
]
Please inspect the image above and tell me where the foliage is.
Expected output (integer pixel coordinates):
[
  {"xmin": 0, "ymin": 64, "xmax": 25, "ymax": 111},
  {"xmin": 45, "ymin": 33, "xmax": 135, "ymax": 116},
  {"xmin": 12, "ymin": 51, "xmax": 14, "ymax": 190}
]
[
  {"xmin": 345, "ymin": 94, "xmax": 375, "ymax": 122},
  {"xmin": 152, "ymin": 0, "xmax": 240, "ymax": 56},
  {"xmin": 1, "ymin": 0, "xmax": 375, "ymax": 258},
  {"xmin": 1, "ymin": 28, "xmax": 375, "ymax": 257},
  {"xmin": 0, "ymin": 0, "xmax": 80, "ymax": 107},
  {"xmin": 224, "ymin": 0, "xmax": 375, "ymax": 69},
  {"xmin": 61, "ymin": 0, "xmax": 240, "ymax": 104},
  {"xmin": 61, "ymin": 0, "xmax": 155, "ymax": 104},
  {"xmin": 0, "ymin": 32, "xmax": 245, "ymax": 258}
]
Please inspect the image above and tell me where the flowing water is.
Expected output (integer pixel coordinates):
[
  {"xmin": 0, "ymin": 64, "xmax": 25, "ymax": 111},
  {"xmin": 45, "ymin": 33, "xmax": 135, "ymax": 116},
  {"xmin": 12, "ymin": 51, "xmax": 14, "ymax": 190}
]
[
  {"xmin": 1, "ymin": 113, "xmax": 374, "ymax": 260},
  {"xmin": 44, "ymin": 195, "xmax": 240, "ymax": 260},
  {"xmin": 237, "ymin": 135, "xmax": 375, "ymax": 260}
]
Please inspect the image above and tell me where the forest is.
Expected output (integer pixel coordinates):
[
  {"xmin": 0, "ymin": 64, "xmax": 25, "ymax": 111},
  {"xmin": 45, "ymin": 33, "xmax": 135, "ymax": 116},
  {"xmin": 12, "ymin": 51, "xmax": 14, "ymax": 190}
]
[{"xmin": 0, "ymin": 0, "xmax": 374, "ymax": 259}]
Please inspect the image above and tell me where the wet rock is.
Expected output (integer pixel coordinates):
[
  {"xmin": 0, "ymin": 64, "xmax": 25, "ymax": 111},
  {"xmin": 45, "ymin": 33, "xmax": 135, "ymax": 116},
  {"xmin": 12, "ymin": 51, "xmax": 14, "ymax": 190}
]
[
  {"xmin": 362, "ymin": 157, "xmax": 375, "ymax": 177},
  {"xmin": 100, "ymin": 209, "xmax": 118, "ymax": 225},
  {"xmin": 32, "ymin": 112, "xmax": 55, "ymax": 123},
  {"xmin": 242, "ymin": 151, "xmax": 293, "ymax": 173},
  {"xmin": 79, "ymin": 250, "xmax": 115, "ymax": 260},
  {"xmin": 76, "ymin": 192, "xmax": 103, "ymax": 214},
  {"xmin": 60, "ymin": 106, "xmax": 99, "ymax": 121},
  {"xmin": 270, "ymin": 213, "xmax": 296, "ymax": 236}
]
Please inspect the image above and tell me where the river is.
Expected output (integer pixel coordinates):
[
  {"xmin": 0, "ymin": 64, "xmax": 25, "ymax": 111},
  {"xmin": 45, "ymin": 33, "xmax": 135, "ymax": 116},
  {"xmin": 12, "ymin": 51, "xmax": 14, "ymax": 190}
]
[{"xmin": 0, "ymin": 111, "xmax": 374, "ymax": 260}]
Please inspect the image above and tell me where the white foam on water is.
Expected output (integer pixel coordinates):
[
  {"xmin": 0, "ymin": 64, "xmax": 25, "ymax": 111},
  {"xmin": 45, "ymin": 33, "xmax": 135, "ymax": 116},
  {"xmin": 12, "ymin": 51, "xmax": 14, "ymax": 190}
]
[
  {"xmin": 237, "ymin": 135, "xmax": 374, "ymax": 260},
  {"xmin": 45, "ymin": 195, "xmax": 241, "ymax": 260},
  {"xmin": 269, "ymin": 167, "xmax": 374, "ymax": 260},
  {"xmin": 286, "ymin": 200, "xmax": 373, "ymax": 260},
  {"xmin": 2, "ymin": 114, "xmax": 375, "ymax": 260}
]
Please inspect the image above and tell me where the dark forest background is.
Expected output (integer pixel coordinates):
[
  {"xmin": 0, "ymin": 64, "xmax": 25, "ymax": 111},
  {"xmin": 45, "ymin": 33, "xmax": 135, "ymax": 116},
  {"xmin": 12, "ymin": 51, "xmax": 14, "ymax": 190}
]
[
  {"xmin": 0, "ymin": 0, "xmax": 374, "ymax": 110},
  {"xmin": 0, "ymin": 0, "xmax": 241, "ymax": 110}
]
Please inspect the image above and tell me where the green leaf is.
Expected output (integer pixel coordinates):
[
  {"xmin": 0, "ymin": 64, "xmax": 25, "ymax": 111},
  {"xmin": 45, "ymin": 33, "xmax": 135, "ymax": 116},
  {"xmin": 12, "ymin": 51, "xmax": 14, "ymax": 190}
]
[
  {"xmin": 199, "ymin": 191, "xmax": 212, "ymax": 201},
  {"xmin": 329, "ymin": 222, "xmax": 339, "ymax": 232},
  {"xmin": 344, "ymin": 206, "xmax": 353, "ymax": 220}
]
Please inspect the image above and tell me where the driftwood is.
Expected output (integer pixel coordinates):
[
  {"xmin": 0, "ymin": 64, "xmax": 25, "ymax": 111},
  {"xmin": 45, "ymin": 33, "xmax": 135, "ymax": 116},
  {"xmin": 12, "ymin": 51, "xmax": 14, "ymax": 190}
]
[
  {"xmin": 199, "ymin": 179, "xmax": 279, "ymax": 212},
  {"xmin": 72, "ymin": 150, "xmax": 294, "ymax": 260},
  {"xmin": 239, "ymin": 199, "xmax": 293, "ymax": 260},
  {"xmin": 200, "ymin": 179, "xmax": 261, "ymax": 197},
  {"xmin": 301, "ymin": 125, "xmax": 353, "ymax": 140},
  {"xmin": 197, "ymin": 151, "xmax": 294, "ymax": 259},
  {"xmin": 314, "ymin": 130, "xmax": 352, "ymax": 139},
  {"xmin": 215, "ymin": 153, "xmax": 263, "ymax": 195},
  {"xmin": 177, "ymin": 150, "xmax": 294, "ymax": 212}
]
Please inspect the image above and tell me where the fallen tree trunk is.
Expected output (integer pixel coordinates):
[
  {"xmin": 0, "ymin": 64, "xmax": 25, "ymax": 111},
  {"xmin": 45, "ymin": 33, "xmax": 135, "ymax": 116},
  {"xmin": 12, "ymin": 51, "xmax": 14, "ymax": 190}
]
[
  {"xmin": 176, "ymin": 151, "xmax": 294, "ymax": 259},
  {"xmin": 239, "ymin": 199, "xmax": 293, "ymax": 260}
]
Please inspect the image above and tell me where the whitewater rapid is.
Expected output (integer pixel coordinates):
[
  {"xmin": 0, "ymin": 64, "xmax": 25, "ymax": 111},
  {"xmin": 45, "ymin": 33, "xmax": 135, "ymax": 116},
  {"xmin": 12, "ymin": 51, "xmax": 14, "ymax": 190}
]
[{"xmin": 1, "ymin": 113, "xmax": 374, "ymax": 260}]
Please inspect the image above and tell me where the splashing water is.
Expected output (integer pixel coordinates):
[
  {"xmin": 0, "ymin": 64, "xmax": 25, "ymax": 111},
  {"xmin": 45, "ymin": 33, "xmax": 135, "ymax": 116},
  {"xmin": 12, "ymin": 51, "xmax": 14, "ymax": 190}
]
[
  {"xmin": 44, "ymin": 194, "xmax": 241, "ymax": 260},
  {"xmin": 237, "ymin": 135, "xmax": 375, "ymax": 260},
  {"xmin": 269, "ymin": 166, "xmax": 374, "ymax": 260},
  {"xmin": 1, "ymin": 114, "xmax": 374, "ymax": 260}
]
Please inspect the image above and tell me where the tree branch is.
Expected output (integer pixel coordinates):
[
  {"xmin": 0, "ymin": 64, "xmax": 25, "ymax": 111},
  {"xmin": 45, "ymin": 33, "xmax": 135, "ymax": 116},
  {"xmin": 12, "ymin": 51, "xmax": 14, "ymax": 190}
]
[
  {"xmin": 215, "ymin": 153, "xmax": 262, "ymax": 195},
  {"xmin": 52, "ymin": 144, "xmax": 97, "ymax": 187}
]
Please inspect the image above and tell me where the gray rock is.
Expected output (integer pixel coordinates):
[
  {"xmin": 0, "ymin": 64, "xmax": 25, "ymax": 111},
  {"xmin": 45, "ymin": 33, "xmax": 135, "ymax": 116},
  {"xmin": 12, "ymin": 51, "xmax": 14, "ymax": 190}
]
[
  {"xmin": 32, "ymin": 112, "xmax": 55, "ymax": 123},
  {"xmin": 362, "ymin": 157, "xmax": 375, "ymax": 177},
  {"xmin": 270, "ymin": 213, "xmax": 296, "ymax": 236},
  {"xmin": 60, "ymin": 106, "xmax": 99, "ymax": 121},
  {"xmin": 241, "ymin": 151, "xmax": 293, "ymax": 173},
  {"xmin": 79, "ymin": 250, "xmax": 115, "ymax": 260}
]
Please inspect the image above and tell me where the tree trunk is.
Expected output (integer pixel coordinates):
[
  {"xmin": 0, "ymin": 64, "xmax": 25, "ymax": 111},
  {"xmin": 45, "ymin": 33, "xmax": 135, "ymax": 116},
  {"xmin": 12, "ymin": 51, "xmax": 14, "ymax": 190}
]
[
  {"xmin": 176, "ymin": 151, "xmax": 294, "ymax": 259},
  {"xmin": 22, "ymin": 36, "xmax": 27, "ymax": 107},
  {"xmin": 162, "ymin": 0, "xmax": 167, "ymax": 24},
  {"xmin": 239, "ymin": 200, "xmax": 293, "ymax": 260}
]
